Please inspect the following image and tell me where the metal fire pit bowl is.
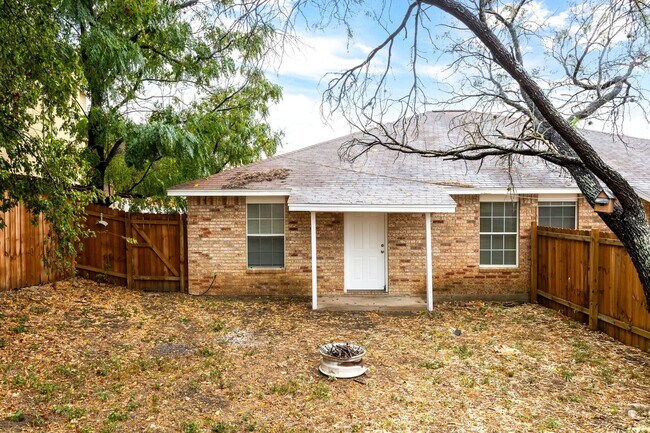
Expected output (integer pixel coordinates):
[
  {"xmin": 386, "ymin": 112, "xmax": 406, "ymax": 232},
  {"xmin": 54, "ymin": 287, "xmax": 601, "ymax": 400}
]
[{"xmin": 318, "ymin": 342, "xmax": 367, "ymax": 378}]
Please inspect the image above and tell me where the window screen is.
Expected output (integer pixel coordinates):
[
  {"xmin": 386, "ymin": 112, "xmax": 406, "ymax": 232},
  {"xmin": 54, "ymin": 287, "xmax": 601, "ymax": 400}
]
[
  {"xmin": 479, "ymin": 201, "xmax": 518, "ymax": 266},
  {"xmin": 247, "ymin": 203, "xmax": 284, "ymax": 268},
  {"xmin": 538, "ymin": 201, "xmax": 576, "ymax": 229}
]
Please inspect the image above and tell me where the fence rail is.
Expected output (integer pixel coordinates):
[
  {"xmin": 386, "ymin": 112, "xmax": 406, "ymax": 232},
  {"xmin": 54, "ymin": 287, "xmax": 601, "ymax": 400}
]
[{"xmin": 532, "ymin": 222, "xmax": 650, "ymax": 351}]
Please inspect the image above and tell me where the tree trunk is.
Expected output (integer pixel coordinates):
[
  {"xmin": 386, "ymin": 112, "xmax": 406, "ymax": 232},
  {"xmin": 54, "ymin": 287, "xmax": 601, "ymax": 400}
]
[
  {"xmin": 600, "ymin": 207, "xmax": 650, "ymax": 305},
  {"xmin": 563, "ymin": 149, "xmax": 650, "ymax": 308},
  {"xmin": 79, "ymin": 12, "xmax": 109, "ymax": 204},
  {"xmin": 87, "ymin": 105, "xmax": 105, "ymax": 196},
  {"xmin": 422, "ymin": 0, "xmax": 650, "ymax": 308}
]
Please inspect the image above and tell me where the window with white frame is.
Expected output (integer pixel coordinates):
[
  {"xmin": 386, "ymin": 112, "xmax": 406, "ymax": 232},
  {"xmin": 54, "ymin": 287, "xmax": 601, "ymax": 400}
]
[
  {"xmin": 247, "ymin": 203, "xmax": 284, "ymax": 268},
  {"xmin": 538, "ymin": 201, "xmax": 577, "ymax": 229},
  {"xmin": 480, "ymin": 201, "xmax": 518, "ymax": 266}
]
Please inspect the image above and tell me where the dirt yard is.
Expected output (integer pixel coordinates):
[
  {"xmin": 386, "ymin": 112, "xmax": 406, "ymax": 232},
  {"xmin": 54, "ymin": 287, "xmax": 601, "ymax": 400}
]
[{"xmin": 1, "ymin": 279, "xmax": 650, "ymax": 432}]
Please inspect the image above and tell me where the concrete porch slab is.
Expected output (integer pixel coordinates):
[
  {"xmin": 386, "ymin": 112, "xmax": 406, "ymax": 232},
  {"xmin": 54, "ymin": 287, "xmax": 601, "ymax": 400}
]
[{"xmin": 317, "ymin": 295, "xmax": 427, "ymax": 312}]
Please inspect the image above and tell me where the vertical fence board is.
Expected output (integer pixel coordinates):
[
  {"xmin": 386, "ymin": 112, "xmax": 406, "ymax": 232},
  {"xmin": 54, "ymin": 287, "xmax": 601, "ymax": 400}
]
[
  {"xmin": 536, "ymin": 226, "xmax": 650, "ymax": 352},
  {"xmin": 125, "ymin": 212, "xmax": 133, "ymax": 290},
  {"xmin": 0, "ymin": 204, "xmax": 59, "ymax": 290},
  {"xmin": 76, "ymin": 205, "xmax": 186, "ymax": 292},
  {"xmin": 179, "ymin": 216, "xmax": 186, "ymax": 293},
  {"xmin": 588, "ymin": 229, "xmax": 600, "ymax": 330}
]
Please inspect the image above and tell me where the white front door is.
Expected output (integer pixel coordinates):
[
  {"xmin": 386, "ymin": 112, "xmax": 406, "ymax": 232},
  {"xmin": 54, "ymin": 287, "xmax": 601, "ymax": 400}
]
[{"xmin": 344, "ymin": 213, "xmax": 386, "ymax": 291}]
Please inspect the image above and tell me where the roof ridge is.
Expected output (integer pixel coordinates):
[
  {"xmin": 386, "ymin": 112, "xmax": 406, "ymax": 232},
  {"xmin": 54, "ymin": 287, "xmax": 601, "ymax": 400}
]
[{"xmin": 264, "ymin": 130, "xmax": 359, "ymax": 161}]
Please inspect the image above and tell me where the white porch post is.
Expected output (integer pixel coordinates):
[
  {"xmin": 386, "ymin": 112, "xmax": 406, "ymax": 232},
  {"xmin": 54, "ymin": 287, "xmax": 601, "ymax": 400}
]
[
  {"xmin": 311, "ymin": 211, "xmax": 318, "ymax": 310},
  {"xmin": 425, "ymin": 212, "xmax": 433, "ymax": 311}
]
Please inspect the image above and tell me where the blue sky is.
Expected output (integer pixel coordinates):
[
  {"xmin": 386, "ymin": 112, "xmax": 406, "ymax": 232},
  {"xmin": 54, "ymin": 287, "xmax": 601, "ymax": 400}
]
[{"xmin": 266, "ymin": 0, "xmax": 650, "ymax": 154}]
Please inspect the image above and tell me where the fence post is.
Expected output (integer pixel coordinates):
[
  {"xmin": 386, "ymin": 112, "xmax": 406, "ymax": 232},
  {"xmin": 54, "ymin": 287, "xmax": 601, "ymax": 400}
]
[
  {"xmin": 530, "ymin": 221, "xmax": 538, "ymax": 303},
  {"xmin": 588, "ymin": 228, "xmax": 600, "ymax": 330},
  {"xmin": 125, "ymin": 212, "xmax": 133, "ymax": 290},
  {"xmin": 179, "ymin": 216, "xmax": 186, "ymax": 293}
]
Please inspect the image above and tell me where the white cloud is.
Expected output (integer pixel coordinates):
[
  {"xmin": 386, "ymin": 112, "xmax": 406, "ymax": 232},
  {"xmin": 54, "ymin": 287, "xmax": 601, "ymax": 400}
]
[
  {"xmin": 584, "ymin": 111, "xmax": 650, "ymax": 140},
  {"xmin": 268, "ymin": 35, "xmax": 368, "ymax": 82},
  {"xmin": 419, "ymin": 64, "xmax": 454, "ymax": 82},
  {"xmin": 268, "ymin": 93, "xmax": 352, "ymax": 154},
  {"xmin": 521, "ymin": 1, "xmax": 570, "ymax": 29},
  {"xmin": 620, "ymin": 117, "xmax": 650, "ymax": 139}
]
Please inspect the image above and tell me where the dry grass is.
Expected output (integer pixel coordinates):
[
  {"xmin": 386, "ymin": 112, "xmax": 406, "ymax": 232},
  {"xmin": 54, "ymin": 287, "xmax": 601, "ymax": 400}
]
[{"xmin": 1, "ymin": 279, "xmax": 650, "ymax": 432}]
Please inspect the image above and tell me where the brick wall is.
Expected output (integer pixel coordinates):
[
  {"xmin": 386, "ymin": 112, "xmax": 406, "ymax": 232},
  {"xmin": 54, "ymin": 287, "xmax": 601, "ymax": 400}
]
[
  {"xmin": 387, "ymin": 213, "xmax": 427, "ymax": 294},
  {"xmin": 187, "ymin": 196, "xmax": 308, "ymax": 296},
  {"xmin": 428, "ymin": 195, "xmax": 534, "ymax": 299},
  {"xmin": 186, "ymin": 197, "xmax": 345, "ymax": 296},
  {"xmin": 186, "ymin": 194, "xmax": 606, "ymax": 300},
  {"xmin": 313, "ymin": 212, "xmax": 344, "ymax": 292}
]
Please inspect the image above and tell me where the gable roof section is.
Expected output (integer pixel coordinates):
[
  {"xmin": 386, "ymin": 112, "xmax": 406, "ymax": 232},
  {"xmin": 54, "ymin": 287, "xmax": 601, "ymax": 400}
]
[{"xmin": 168, "ymin": 111, "xmax": 650, "ymax": 209}]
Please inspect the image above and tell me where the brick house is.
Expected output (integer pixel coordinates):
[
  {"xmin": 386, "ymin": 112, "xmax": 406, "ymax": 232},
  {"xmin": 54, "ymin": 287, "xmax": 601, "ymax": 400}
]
[{"xmin": 168, "ymin": 112, "xmax": 650, "ymax": 310}]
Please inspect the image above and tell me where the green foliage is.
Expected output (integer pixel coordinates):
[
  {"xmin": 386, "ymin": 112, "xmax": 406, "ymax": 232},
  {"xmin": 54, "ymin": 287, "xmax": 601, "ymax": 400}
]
[
  {"xmin": 452, "ymin": 345, "xmax": 473, "ymax": 359},
  {"xmin": 213, "ymin": 422, "xmax": 237, "ymax": 433},
  {"xmin": 5, "ymin": 410, "xmax": 25, "ymax": 422},
  {"xmin": 309, "ymin": 382, "xmax": 330, "ymax": 400},
  {"xmin": 11, "ymin": 324, "xmax": 28, "ymax": 334},
  {"xmin": 1, "ymin": 0, "xmax": 281, "ymax": 267},
  {"xmin": 106, "ymin": 408, "xmax": 129, "ymax": 422},
  {"xmin": 544, "ymin": 419, "xmax": 559, "ymax": 429},
  {"xmin": 212, "ymin": 320, "xmax": 224, "ymax": 332},
  {"xmin": 67, "ymin": 0, "xmax": 282, "ymax": 210},
  {"xmin": 53, "ymin": 404, "xmax": 87, "ymax": 420},
  {"xmin": 182, "ymin": 420, "xmax": 202, "ymax": 433},
  {"xmin": 0, "ymin": 0, "xmax": 94, "ymax": 271},
  {"xmin": 269, "ymin": 379, "xmax": 300, "ymax": 396},
  {"xmin": 198, "ymin": 347, "xmax": 215, "ymax": 357},
  {"xmin": 418, "ymin": 360, "xmax": 445, "ymax": 370}
]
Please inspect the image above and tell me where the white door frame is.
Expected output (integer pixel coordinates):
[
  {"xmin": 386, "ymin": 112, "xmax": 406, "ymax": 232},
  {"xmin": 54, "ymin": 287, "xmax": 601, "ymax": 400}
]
[{"xmin": 343, "ymin": 212, "xmax": 388, "ymax": 292}]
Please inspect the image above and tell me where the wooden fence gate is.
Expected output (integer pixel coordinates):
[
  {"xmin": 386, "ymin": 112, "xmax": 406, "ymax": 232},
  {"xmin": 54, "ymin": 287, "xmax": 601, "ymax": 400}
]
[{"xmin": 76, "ymin": 205, "xmax": 187, "ymax": 292}]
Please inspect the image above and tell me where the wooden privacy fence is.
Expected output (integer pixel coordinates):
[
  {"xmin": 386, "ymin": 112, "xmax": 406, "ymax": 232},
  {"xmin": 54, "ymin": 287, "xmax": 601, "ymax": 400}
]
[
  {"xmin": 0, "ymin": 203, "xmax": 62, "ymax": 290},
  {"xmin": 76, "ymin": 205, "xmax": 187, "ymax": 292},
  {"xmin": 531, "ymin": 222, "xmax": 650, "ymax": 351}
]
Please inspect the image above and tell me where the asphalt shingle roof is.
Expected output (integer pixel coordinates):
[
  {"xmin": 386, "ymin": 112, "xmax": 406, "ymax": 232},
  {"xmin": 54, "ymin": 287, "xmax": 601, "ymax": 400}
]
[{"xmin": 168, "ymin": 111, "xmax": 650, "ymax": 206}]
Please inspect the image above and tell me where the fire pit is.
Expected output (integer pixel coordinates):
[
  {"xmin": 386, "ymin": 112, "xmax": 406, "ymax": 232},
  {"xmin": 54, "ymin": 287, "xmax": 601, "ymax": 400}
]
[{"xmin": 318, "ymin": 342, "xmax": 367, "ymax": 378}]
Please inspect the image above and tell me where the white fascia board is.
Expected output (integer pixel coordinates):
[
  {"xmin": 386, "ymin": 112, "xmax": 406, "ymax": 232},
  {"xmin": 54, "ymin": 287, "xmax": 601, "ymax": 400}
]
[
  {"xmin": 538, "ymin": 193, "xmax": 578, "ymax": 202},
  {"xmin": 445, "ymin": 186, "xmax": 650, "ymax": 203},
  {"xmin": 288, "ymin": 203, "xmax": 457, "ymax": 213},
  {"xmin": 446, "ymin": 187, "xmax": 582, "ymax": 195},
  {"xmin": 167, "ymin": 189, "xmax": 291, "ymax": 197},
  {"xmin": 246, "ymin": 196, "xmax": 286, "ymax": 204}
]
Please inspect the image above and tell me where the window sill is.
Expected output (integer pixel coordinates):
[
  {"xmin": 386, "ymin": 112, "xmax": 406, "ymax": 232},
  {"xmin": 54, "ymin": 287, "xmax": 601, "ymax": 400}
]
[
  {"xmin": 246, "ymin": 268, "xmax": 286, "ymax": 274},
  {"xmin": 478, "ymin": 266, "xmax": 520, "ymax": 272}
]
